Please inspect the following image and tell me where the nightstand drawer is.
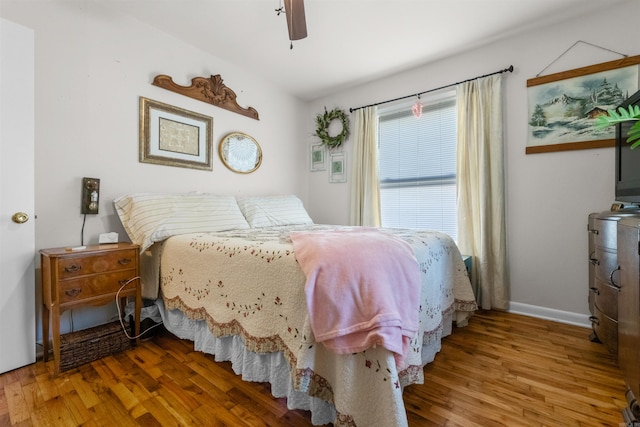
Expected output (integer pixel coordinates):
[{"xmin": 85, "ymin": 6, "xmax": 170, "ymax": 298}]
[
  {"xmin": 58, "ymin": 270, "xmax": 138, "ymax": 304},
  {"xmin": 58, "ymin": 249, "xmax": 137, "ymax": 279}
]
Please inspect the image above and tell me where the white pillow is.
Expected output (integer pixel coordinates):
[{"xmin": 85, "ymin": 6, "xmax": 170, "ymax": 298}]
[
  {"xmin": 237, "ymin": 195, "xmax": 313, "ymax": 228},
  {"xmin": 114, "ymin": 193, "xmax": 250, "ymax": 252}
]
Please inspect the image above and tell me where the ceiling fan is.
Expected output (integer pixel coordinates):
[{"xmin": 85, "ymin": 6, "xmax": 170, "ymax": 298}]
[{"xmin": 276, "ymin": 0, "xmax": 307, "ymax": 48}]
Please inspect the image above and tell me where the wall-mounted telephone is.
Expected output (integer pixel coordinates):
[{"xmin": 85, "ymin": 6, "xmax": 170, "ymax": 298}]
[{"xmin": 81, "ymin": 177, "xmax": 100, "ymax": 214}]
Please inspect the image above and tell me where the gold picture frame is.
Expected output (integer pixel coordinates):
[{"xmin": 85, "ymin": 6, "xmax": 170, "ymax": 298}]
[
  {"xmin": 218, "ymin": 132, "xmax": 262, "ymax": 174},
  {"xmin": 139, "ymin": 97, "xmax": 213, "ymax": 170},
  {"xmin": 526, "ymin": 55, "xmax": 640, "ymax": 154}
]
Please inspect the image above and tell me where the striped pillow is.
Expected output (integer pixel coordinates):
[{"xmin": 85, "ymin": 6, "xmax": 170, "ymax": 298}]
[
  {"xmin": 237, "ymin": 195, "xmax": 313, "ymax": 228},
  {"xmin": 114, "ymin": 193, "xmax": 250, "ymax": 251}
]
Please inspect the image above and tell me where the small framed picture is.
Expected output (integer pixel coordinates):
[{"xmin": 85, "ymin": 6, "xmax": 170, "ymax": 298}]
[
  {"xmin": 310, "ymin": 143, "xmax": 326, "ymax": 171},
  {"xmin": 329, "ymin": 151, "xmax": 346, "ymax": 183},
  {"xmin": 139, "ymin": 97, "xmax": 213, "ymax": 170}
]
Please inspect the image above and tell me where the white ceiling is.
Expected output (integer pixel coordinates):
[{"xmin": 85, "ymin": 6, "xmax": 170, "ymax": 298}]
[{"xmin": 103, "ymin": 0, "xmax": 626, "ymax": 101}]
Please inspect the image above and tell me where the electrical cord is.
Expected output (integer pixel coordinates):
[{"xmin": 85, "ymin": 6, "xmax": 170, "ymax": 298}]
[
  {"xmin": 114, "ymin": 276, "xmax": 163, "ymax": 340},
  {"xmin": 81, "ymin": 214, "xmax": 87, "ymax": 246}
]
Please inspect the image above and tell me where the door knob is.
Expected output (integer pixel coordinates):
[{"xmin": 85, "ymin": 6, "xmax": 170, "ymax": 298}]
[{"xmin": 11, "ymin": 212, "xmax": 29, "ymax": 224}]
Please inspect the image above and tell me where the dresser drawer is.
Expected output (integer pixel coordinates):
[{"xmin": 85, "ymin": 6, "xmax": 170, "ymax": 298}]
[
  {"xmin": 594, "ymin": 218, "xmax": 618, "ymax": 251},
  {"xmin": 593, "ymin": 247, "xmax": 620, "ymax": 286},
  {"xmin": 58, "ymin": 249, "xmax": 137, "ymax": 279},
  {"xmin": 591, "ymin": 306, "xmax": 618, "ymax": 353},
  {"xmin": 593, "ymin": 277, "xmax": 619, "ymax": 320},
  {"xmin": 58, "ymin": 270, "xmax": 138, "ymax": 304},
  {"xmin": 588, "ymin": 281, "xmax": 596, "ymax": 315}
]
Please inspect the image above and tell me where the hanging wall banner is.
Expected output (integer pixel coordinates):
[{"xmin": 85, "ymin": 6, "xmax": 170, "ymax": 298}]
[{"xmin": 526, "ymin": 55, "xmax": 640, "ymax": 154}]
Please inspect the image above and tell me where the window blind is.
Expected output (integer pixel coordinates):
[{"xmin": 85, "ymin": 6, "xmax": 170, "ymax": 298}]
[{"xmin": 378, "ymin": 97, "xmax": 457, "ymax": 240}]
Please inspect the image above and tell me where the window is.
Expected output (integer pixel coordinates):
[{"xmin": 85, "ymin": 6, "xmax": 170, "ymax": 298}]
[{"xmin": 378, "ymin": 92, "xmax": 457, "ymax": 240}]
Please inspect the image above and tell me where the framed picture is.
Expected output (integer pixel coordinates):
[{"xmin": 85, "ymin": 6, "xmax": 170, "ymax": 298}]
[
  {"xmin": 219, "ymin": 132, "xmax": 262, "ymax": 174},
  {"xmin": 526, "ymin": 55, "xmax": 640, "ymax": 154},
  {"xmin": 139, "ymin": 97, "xmax": 213, "ymax": 170},
  {"xmin": 310, "ymin": 143, "xmax": 326, "ymax": 171},
  {"xmin": 329, "ymin": 151, "xmax": 346, "ymax": 183}
]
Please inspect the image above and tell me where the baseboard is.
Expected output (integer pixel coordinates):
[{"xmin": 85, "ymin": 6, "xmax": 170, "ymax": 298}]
[{"xmin": 508, "ymin": 302, "xmax": 591, "ymax": 328}]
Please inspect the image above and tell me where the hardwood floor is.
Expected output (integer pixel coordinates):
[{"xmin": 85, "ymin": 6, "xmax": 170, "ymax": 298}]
[{"xmin": 0, "ymin": 310, "xmax": 627, "ymax": 426}]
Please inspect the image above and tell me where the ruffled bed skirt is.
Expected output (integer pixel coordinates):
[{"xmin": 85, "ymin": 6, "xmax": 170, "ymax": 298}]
[{"xmin": 156, "ymin": 299, "xmax": 455, "ymax": 426}]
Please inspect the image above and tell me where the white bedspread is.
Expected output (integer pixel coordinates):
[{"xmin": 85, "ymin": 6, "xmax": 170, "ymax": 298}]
[{"xmin": 158, "ymin": 224, "xmax": 477, "ymax": 427}]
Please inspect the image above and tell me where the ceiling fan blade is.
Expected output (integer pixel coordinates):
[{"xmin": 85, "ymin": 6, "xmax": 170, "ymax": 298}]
[{"xmin": 283, "ymin": 0, "xmax": 307, "ymax": 40}]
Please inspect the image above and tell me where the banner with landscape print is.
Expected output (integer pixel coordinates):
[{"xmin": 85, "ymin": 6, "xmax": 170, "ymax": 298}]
[{"xmin": 526, "ymin": 55, "xmax": 640, "ymax": 154}]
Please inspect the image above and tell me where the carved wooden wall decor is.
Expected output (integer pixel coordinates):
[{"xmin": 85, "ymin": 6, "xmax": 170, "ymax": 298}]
[{"xmin": 152, "ymin": 74, "xmax": 259, "ymax": 120}]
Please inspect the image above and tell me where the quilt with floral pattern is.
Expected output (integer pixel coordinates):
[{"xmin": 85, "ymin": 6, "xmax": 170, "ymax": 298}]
[{"xmin": 160, "ymin": 224, "xmax": 477, "ymax": 427}]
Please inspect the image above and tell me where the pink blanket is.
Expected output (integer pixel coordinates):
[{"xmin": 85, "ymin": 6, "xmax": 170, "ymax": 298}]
[{"xmin": 290, "ymin": 228, "xmax": 420, "ymax": 368}]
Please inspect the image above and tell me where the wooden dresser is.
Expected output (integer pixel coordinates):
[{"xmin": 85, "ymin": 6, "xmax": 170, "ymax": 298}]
[
  {"xmin": 40, "ymin": 243, "xmax": 141, "ymax": 376},
  {"xmin": 588, "ymin": 211, "xmax": 628, "ymax": 352},
  {"xmin": 617, "ymin": 217, "xmax": 640, "ymax": 423}
]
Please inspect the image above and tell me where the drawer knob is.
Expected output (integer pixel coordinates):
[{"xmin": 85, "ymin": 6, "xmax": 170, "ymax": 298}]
[
  {"xmin": 589, "ymin": 315, "xmax": 600, "ymax": 325},
  {"xmin": 118, "ymin": 258, "xmax": 132, "ymax": 265},
  {"xmin": 590, "ymin": 258, "xmax": 599, "ymax": 266},
  {"xmin": 589, "ymin": 287, "xmax": 600, "ymax": 295},
  {"xmin": 65, "ymin": 288, "xmax": 82, "ymax": 297},
  {"xmin": 64, "ymin": 264, "xmax": 82, "ymax": 273}
]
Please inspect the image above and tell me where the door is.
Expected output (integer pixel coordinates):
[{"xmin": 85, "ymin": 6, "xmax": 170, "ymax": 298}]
[{"xmin": 0, "ymin": 18, "xmax": 36, "ymax": 374}]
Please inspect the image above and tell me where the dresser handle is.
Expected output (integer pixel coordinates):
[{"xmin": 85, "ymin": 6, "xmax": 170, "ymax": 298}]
[
  {"xmin": 610, "ymin": 266, "xmax": 620, "ymax": 288},
  {"xmin": 65, "ymin": 288, "xmax": 82, "ymax": 297},
  {"xmin": 64, "ymin": 264, "xmax": 82, "ymax": 273},
  {"xmin": 589, "ymin": 287, "xmax": 600, "ymax": 295},
  {"xmin": 118, "ymin": 258, "xmax": 132, "ymax": 265},
  {"xmin": 590, "ymin": 258, "xmax": 599, "ymax": 266},
  {"xmin": 589, "ymin": 315, "xmax": 599, "ymax": 325}
]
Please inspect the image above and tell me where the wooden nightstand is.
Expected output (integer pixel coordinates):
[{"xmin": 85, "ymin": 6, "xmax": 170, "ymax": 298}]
[{"xmin": 40, "ymin": 243, "xmax": 141, "ymax": 376}]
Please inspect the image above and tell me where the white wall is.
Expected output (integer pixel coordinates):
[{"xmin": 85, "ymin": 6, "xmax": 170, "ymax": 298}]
[
  {"xmin": 305, "ymin": 0, "xmax": 639, "ymax": 325},
  {"xmin": 1, "ymin": 1, "xmax": 309, "ymax": 338}
]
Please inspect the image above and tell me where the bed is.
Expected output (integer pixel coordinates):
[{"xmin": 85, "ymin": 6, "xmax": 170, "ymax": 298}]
[{"xmin": 114, "ymin": 193, "xmax": 477, "ymax": 427}]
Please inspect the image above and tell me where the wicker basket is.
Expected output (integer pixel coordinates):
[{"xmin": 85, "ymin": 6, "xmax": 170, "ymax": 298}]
[{"xmin": 59, "ymin": 321, "xmax": 132, "ymax": 372}]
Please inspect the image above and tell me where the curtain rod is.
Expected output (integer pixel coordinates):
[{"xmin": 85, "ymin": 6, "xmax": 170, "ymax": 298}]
[{"xmin": 349, "ymin": 65, "xmax": 514, "ymax": 113}]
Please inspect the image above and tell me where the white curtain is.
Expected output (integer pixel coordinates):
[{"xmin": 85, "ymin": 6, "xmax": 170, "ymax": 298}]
[
  {"xmin": 456, "ymin": 74, "xmax": 509, "ymax": 310},
  {"xmin": 350, "ymin": 106, "xmax": 381, "ymax": 226}
]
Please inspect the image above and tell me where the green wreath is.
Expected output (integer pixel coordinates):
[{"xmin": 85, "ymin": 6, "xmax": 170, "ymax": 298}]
[{"xmin": 314, "ymin": 107, "xmax": 350, "ymax": 148}]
